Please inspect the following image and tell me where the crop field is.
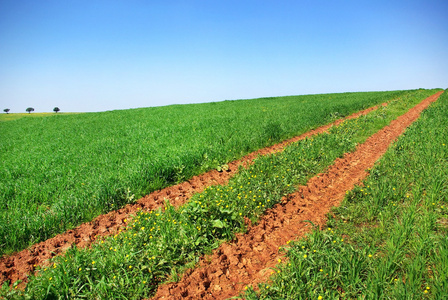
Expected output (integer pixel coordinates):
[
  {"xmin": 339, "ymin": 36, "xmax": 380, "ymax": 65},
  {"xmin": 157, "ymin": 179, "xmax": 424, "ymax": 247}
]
[
  {"xmin": 0, "ymin": 90, "xmax": 414, "ymax": 256},
  {"xmin": 242, "ymin": 90, "xmax": 448, "ymax": 299},
  {"xmin": 0, "ymin": 88, "xmax": 443, "ymax": 299},
  {"xmin": 0, "ymin": 113, "xmax": 79, "ymax": 123}
]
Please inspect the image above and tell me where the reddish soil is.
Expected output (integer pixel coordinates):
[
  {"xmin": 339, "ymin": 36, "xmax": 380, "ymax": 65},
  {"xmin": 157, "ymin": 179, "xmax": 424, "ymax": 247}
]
[
  {"xmin": 0, "ymin": 99, "xmax": 404, "ymax": 288},
  {"xmin": 151, "ymin": 91, "xmax": 444, "ymax": 299}
]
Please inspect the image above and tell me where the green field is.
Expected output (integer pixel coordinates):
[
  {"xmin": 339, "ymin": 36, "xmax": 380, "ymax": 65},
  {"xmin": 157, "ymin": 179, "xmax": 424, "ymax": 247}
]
[
  {"xmin": 0, "ymin": 90, "xmax": 419, "ymax": 256},
  {"xmin": 0, "ymin": 88, "xmax": 440, "ymax": 299},
  {"xmin": 243, "ymin": 90, "xmax": 448, "ymax": 299},
  {"xmin": 0, "ymin": 112, "xmax": 79, "ymax": 123}
]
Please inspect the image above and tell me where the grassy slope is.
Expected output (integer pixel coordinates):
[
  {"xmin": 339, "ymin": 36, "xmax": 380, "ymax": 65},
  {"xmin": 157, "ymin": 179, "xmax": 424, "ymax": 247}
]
[
  {"xmin": 243, "ymin": 90, "xmax": 448, "ymax": 299},
  {"xmin": 0, "ymin": 90, "xmax": 414, "ymax": 255},
  {"xmin": 0, "ymin": 89, "xmax": 439, "ymax": 299}
]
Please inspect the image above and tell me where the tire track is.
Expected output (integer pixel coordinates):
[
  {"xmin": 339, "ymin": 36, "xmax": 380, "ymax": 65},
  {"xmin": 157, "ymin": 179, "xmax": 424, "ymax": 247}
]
[{"xmin": 151, "ymin": 91, "xmax": 443, "ymax": 299}]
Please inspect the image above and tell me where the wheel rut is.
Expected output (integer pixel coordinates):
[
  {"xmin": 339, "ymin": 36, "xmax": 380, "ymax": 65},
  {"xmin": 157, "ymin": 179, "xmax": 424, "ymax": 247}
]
[
  {"xmin": 0, "ymin": 100, "xmax": 400, "ymax": 288},
  {"xmin": 150, "ymin": 91, "xmax": 443, "ymax": 300}
]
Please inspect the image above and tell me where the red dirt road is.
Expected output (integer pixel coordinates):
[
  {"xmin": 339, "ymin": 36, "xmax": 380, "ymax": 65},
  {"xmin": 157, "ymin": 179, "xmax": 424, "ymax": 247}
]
[
  {"xmin": 0, "ymin": 103, "xmax": 388, "ymax": 288},
  {"xmin": 151, "ymin": 91, "xmax": 443, "ymax": 299}
]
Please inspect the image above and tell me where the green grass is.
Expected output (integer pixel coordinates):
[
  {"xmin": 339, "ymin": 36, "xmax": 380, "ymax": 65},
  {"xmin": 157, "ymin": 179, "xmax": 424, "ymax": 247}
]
[
  {"xmin": 0, "ymin": 90, "xmax": 423, "ymax": 256},
  {"xmin": 0, "ymin": 112, "xmax": 79, "ymax": 122},
  {"xmin": 242, "ymin": 90, "xmax": 447, "ymax": 299},
  {"xmin": 0, "ymin": 89, "xmax": 439, "ymax": 299}
]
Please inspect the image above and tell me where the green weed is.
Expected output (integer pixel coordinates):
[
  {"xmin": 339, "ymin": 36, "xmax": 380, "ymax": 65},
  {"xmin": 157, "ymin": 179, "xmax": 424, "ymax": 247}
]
[{"xmin": 1, "ymin": 89, "xmax": 440, "ymax": 299}]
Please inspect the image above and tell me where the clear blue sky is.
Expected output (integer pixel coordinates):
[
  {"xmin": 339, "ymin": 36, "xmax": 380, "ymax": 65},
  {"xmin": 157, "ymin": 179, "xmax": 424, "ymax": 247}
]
[{"xmin": 1, "ymin": 0, "xmax": 447, "ymax": 113}]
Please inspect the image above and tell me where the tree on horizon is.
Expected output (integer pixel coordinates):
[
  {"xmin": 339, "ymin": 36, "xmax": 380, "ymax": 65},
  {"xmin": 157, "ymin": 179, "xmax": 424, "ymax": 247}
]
[
  {"xmin": 3, "ymin": 109, "xmax": 10, "ymax": 114},
  {"xmin": 26, "ymin": 107, "xmax": 34, "ymax": 114},
  {"xmin": 53, "ymin": 107, "xmax": 60, "ymax": 113}
]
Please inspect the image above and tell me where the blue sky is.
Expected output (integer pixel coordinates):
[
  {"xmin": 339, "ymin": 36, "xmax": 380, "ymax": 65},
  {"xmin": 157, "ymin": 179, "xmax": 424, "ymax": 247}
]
[{"xmin": 1, "ymin": 0, "xmax": 447, "ymax": 113}]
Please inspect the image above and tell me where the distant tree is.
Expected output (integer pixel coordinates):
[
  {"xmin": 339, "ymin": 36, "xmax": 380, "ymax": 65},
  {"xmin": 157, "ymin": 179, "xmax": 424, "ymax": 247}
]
[
  {"xmin": 26, "ymin": 107, "xmax": 34, "ymax": 114},
  {"xmin": 53, "ymin": 107, "xmax": 60, "ymax": 113},
  {"xmin": 3, "ymin": 108, "xmax": 10, "ymax": 114}
]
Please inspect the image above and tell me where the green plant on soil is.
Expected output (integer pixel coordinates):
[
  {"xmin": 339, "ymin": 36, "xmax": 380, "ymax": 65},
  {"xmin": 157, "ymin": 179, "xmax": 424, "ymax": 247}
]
[
  {"xmin": 242, "ymin": 90, "xmax": 447, "ymax": 299},
  {"xmin": 0, "ymin": 89, "xmax": 440, "ymax": 299},
  {"xmin": 0, "ymin": 90, "xmax": 418, "ymax": 256}
]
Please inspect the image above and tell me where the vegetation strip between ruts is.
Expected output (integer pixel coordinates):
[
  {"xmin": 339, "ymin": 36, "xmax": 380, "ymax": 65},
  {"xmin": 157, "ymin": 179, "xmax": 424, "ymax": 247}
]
[
  {"xmin": 242, "ymin": 89, "xmax": 448, "ymax": 299},
  {"xmin": 0, "ymin": 93, "xmax": 391, "ymax": 288},
  {"xmin": 0, "ymin": 90, "xmax": 413, "ymax": 256},
  {"xmin": 0, "ymin": 89, "xmax": 439, "ymax": 299}
]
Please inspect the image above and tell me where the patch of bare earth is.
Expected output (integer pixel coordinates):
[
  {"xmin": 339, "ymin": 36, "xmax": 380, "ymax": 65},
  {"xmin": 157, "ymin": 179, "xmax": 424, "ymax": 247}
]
[
  {"xmin": 151, "ymin": 91, "xmax": 443, "ymax": 300},
  {"xmin": 0, "ymin": 100, "xmax": 397, "ymax": 288}
]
